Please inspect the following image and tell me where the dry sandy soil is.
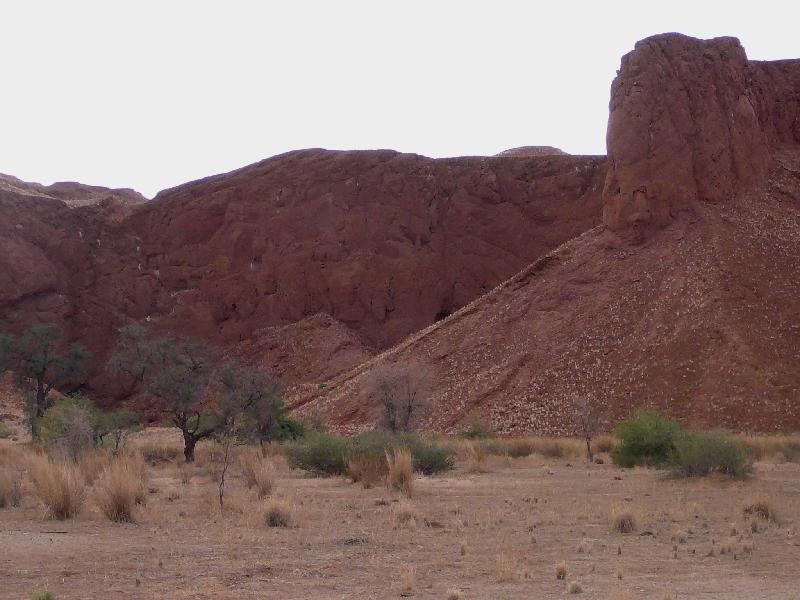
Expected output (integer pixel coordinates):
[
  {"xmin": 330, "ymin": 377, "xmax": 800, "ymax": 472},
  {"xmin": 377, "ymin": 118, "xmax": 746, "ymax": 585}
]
[{"xmin": 2, "ymin": 430, "xmax": 800, "ymax": 600}]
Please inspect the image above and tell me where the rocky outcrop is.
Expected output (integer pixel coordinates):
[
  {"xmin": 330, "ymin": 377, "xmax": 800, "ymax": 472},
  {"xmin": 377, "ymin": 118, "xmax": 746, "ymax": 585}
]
[
  {"xmin": 0, "ymin": 150, "xmax": 606, "ymax": 400},
  {"xmin": 603, "ymin": 34, "xmax": 800, "ymax": 239}
]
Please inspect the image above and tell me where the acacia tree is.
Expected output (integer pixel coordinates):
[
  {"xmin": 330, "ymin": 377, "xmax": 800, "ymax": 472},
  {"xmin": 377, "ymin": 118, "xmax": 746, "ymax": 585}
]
[
  {"xmin": 216, "ymin": 363, "xmax": 285, "ymax": 444},
  {"xmin": 109, "ymin": 327, "xmax": 218, "ymax": 462},
  {"xmin": 365, "ymin": 362, "xmax": 433, "ymax": 432},
  {"xmin": 0, "ymin": 323, "xmax": 91, "ymax": 439}
]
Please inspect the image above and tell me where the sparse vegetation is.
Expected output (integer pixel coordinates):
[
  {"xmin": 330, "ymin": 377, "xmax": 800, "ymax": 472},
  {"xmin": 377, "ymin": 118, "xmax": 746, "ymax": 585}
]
[
  {"xmin": 239, "ymin": 448, "xmax": 274, "ymax": 497},
  {"xmin": 743, "ymin": 496, "xmax": 778, "ymax": 524}
]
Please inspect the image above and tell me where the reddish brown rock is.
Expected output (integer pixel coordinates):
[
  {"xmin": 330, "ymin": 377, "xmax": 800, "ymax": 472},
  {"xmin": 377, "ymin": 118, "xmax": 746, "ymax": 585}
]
[
  {"xmin": 0, "ymin": 150, "xmax": 606, "ymax": 399},
  {"xmin": 602, "ymin": 34, "xmax": 800, "ymax": 239}
]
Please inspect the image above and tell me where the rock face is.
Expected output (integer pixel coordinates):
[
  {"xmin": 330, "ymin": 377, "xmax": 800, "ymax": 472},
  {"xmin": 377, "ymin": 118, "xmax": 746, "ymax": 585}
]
[
  {"xmin": 603, "ymin": 34, "xmax": 800, "ymax": 239},
  {"xmin": 0, "ymin": 150, "xmax": 606, "ymax": 400},
  {"xmin": 294, "ymin": 34, "xmax": 800, "ymax": 433}
]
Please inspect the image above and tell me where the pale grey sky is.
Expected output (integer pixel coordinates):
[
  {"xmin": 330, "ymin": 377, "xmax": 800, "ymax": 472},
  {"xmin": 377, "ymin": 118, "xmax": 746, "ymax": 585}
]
[{"xmin": 2, "ymin": 0, "xmax": 798, "ymax": 198}]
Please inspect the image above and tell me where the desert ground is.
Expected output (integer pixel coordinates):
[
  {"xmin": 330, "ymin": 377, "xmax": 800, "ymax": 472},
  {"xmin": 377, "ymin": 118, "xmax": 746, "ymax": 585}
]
[{"xmin": 2, "ymin": 429, "xmax": 800, "ymax": 600}]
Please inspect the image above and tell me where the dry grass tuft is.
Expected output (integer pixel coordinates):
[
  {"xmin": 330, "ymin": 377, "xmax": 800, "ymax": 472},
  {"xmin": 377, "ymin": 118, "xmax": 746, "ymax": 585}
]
[
  {"xmin": 136, "ymin": 441, "xmax": 181, "ymax": 465},
  {"xmin": 743, "ymin": 495, "xmax": 778, "ymax": 524},
  {"xmin": 593, "ymin": 434, "xmax": 615, "ymax": 454},
  {"xmin": 178, "ymin": 464, "xmax": 194, "ymax": 485},
  {"xmin": 239, "ymin": 449, "xmax": 274, "ymax": 498},
  {"xmin": 399, "ymin": 563, "xmax": 416, "ymax": 595},
  {"xmin": 264, "ymin": 498, "xmax": 295, "ymax": 527},
  {"xmin": 0, "ymin": 465, "xmax": 22, "ymax": 507},
  {"xmin": 387, "ymin": 448, "xmax": 414, "ymax": 497},
  {"xmin": 555, "ymin": 559, "xmax": 567, "ymax": 580},
  {"xmin": 76, "ymin": 451, "xmax": 110, "ymax": 485},
  {"xmin": 395, "ymin": 500, "xmax": 418, "ymax": 526},
  {"xmin": 567, "ymin": 580, "xmax": 583, "ymax": 594},
  {"xmin": 610, "ymin": 504, "xmax": 637, "ymax": 534},
  {"xmin": 445, "ymin": 588, "xmax": 464, "ymax": 600},
  {"xmin": 30, "ymin": 455, "xmax": 86, "ymax": 520},
  {"xmin": 94, "ymin": 454, "xmax": 148, "ymax": 523}
]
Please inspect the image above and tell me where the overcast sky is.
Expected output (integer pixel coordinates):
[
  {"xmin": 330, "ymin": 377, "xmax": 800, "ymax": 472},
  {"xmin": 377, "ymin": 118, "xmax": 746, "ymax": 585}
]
[{"xmin": 2, "ymin": 1, "xmax": 798, "ymax": 198}]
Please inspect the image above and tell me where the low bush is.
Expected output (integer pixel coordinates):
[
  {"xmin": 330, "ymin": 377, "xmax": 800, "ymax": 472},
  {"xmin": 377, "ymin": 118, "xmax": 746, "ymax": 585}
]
[
  {"xmin": 30, "ymin": 456, "xmax": 86, "ymax": 520},
  {"xmin": 264, "ymin": 499, "xmax": 295, "ymax": 527},
  {"xmin": 611, "ymin": 410, "xmax": 681, "ymax": 467},
  {"xmin": 284, "ymin": 433, "xmax": 350, "ymax": 475},
  {"xmin": 610, "ymin": 504, "xmax": 637, "ymax": 533},
  {"xmin": 670, "ymin": 430, "xmax": 751, "ymax": 478},
  {"xmin": 346, "ymin": 454, "xmax": 386, "ymax": 488}
]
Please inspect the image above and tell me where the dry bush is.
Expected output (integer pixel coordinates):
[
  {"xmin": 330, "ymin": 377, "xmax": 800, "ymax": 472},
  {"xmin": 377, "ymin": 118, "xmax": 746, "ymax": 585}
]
[
  {"xmin": 239, "ymin": 448, "xmax": 274, "ymax": 498},
  {"xmin": 260, "ymin": 441, "xmax": 283, "ymax": 458},
  {"xmin": 567, "ymin": 580, "xmax": 583, "ymax": 594},
  {"xmin": 0, "ymin": 466, "xmax": 22, "ymax": 507},
  {"xmin": 94, "ymin": 454, "xmax": 148, "ymax": 522},
  {"xmin": 495, "ymin": 552, "xmax": 518, "ymax": 582},
  {"xmin": 395, "ymin": 500, "xmax": 418, "ymax": 526},
  {"xmin": 740, "ymin": 434, "xmax": 800, "ymax": 462},
  {"xmin": 346, "ymin": 454, "xmax": 386, "ymax": 489},
  {"xmin": 743, "ymin": 496, "xmax": 778, "ymax": 524},
  {"xmin": 387, "ymin": 448, "xmax": 414, "ymax": 496},
  {"xmin": 164, "ymin": 485, "xmax": 181, "ymax": 501},
  {"xmin": 610, "ymin": 504, "xmax": 637, "ymax": 534},
  {"xmin": 264, "ymin": 498, "xmax": 295, "ymax": 527},
  {"xmin": 445, "ymin": 589, "xmax": 464, "ymax": 600},
  {"xmin": 531, "ymin": 437, "xmax": 583, "ymax": 458},
  {"xmin": 555, "ymin": 559, "xmax": 567, "ymax": 580},
  {"xmin": 30, "ymin": 455, "xmax": 86, "ymax": 520}
]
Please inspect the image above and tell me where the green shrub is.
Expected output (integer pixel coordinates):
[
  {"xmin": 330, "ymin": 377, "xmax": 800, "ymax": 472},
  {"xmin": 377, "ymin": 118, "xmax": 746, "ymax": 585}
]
[
  {"xmin": 611, "ymin": 410, "xmax": 681, "ymax": 468},
  {"xmin": 284, "ymin": 433, "xmax": 350, "ymax": 475},
  {"xmin": 670, "ymin": 430, "xmax": 751, "ymax": 478},
  {"xmin": 409, "ymin": 439, "xmax": 455, "ymax": 475}
]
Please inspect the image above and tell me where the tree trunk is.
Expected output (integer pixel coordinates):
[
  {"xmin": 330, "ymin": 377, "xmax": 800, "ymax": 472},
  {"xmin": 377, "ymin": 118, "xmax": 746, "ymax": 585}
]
[{"xmin": 183, "ymin": 434, "xmax": 198, "ymax": 462}]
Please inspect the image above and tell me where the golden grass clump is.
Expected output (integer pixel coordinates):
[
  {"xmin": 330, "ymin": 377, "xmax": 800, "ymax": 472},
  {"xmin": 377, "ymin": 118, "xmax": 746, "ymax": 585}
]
[
  {"xmin": 0, "ymin": 465, "xmax": 22, "ymax": 507},
  {"xmin": 30, "ymin": 455, "xmax": 86, "ymax": 520},
  {"xmin": 387, "ymin": 448, "xmax": 414, "ymax": 496},
  {"xmin": 445, "ymin": 588, "xmax": 464, "ymax": 600},
  {"xmin": 610, "ymin": 504, "xmax": 637, "ymax": 534},
  {"xmin": 239, "ymin": 448, "xmax": 275, "ymax": 498},
  {"xmin": 264, "ymin": 498, "xmax": 295, "ymax": 527},
  {"xmin": 77, "ymin": 451, "xmax": 110, "ymax": 485},
  {"xmin": 94, "ymin": 454, "xmax": 148, "ymax": 523},
  {"xmin": 593, "ymin": 434, "xmax": 615, "ymax": 454},
  {"xmin": 346, "ymin": 454, "xmax": 386, "ymax": 489},
  {"xmin": 555, "ymin": 560, "xmax": 567, "ymax": 580}
]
